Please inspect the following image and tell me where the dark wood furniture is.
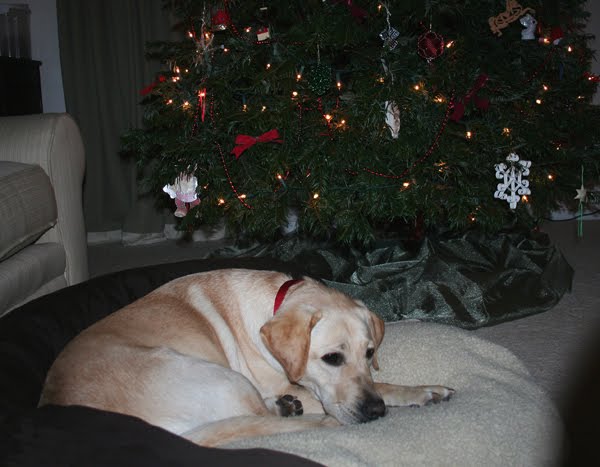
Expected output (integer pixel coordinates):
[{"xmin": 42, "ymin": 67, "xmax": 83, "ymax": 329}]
[{"xmin": 0, "ymin": 56, "xmax": 42, "ymax": 116}]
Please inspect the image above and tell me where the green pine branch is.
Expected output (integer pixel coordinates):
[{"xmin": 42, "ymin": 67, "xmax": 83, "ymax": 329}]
[{"xmin": 122, "ymin": 0, "xmax": 600, "ymax": 245}]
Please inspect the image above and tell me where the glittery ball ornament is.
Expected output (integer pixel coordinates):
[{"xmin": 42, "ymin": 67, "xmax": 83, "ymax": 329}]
[
  {"xmin": 306, "ymin": 63, "xmax": 331, "ymax": 96},
  {"xmin": 417, "ymin": 30, "xmax": 445, "ymax": 63}
]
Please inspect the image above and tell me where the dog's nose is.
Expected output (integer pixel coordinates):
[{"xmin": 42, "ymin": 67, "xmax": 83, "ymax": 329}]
[{"xmin": 360, "ymin": 395, "xmax": 386, "ymax": 421}]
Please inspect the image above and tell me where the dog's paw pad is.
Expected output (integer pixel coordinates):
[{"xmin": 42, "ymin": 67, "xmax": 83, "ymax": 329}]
[{"xmin": 276, "ymin": 394, "xmax": 303, "ymax": 417}]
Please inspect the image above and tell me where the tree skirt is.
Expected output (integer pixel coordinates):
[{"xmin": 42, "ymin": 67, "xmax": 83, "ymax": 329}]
[{"xmin": 210, "ymin": 230, "xmax": 573, "ymax": 329}]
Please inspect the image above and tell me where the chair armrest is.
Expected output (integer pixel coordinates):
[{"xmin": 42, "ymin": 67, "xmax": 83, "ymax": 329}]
[{"xmin": 0, "ymin": 113, "xmax": 88, "ymax": 285}]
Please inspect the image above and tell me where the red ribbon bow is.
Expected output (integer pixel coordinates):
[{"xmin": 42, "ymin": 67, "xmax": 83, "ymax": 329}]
[
  {"xmin": 450, "ymin": 74, "xmax": 490, "ymax": 122},
  {"xmin": 231, "ymin": 129, "xmax": 283, "ymax": 159},
  {"xmin": 139, "ymin": 75, "xmax": 166, "ymax": 96},
  {"xmin": 331, "ymin": 0, "xmax": 368, "ymax": 22}
]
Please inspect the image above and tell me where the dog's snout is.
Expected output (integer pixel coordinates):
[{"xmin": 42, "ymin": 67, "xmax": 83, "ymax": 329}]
[{"xmin": 360, "ymin": 395, "xmax": 386, "ymax": 421}]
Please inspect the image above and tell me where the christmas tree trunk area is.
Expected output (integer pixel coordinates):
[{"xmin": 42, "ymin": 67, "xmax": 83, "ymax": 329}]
[{"xmin": 122, "ymin": 0, "xmax": 597, "ymax": 328}]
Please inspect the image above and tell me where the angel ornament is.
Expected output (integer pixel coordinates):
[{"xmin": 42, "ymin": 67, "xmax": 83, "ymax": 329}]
[
  {"xmin": 494, "ymin": 152, "xmax": 531, "ymax": 209},
  {"xmin": 163, "ymin": 173, "xmax": 200, "ymax": 218}
]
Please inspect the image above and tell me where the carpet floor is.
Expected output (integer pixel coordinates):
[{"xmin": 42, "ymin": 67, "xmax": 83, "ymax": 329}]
[{"xmin": 88, "ymin": 220, "xmax": 600, "ymax": 413}]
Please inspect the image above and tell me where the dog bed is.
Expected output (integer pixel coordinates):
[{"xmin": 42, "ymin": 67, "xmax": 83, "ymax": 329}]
[
  {"xmin": 0, "ymin": 258, "xmax": 563, "ymax": 466},
  {"xmin": 227, "ymin": 321, "xmax": 563, "ymax": 466}
]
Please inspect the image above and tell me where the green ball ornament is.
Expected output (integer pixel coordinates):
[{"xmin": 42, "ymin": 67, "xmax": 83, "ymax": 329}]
[{"xmin": 307, "ymin": 63, "xmax": 331, "ymax": 96}]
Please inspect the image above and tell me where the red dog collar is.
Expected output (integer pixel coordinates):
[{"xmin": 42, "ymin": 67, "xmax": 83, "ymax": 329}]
[{"xmin": 273, "ymin": 279, "xmax": 303, "ymax": 315}]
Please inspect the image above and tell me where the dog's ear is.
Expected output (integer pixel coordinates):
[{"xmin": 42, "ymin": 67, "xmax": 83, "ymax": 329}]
[
  {"xmin": 260, "ymin": 307, "xmax": 322, "ymax": 383},
  {"xmin": 368, "ymin": 310, "xmax": 385, "ymax": 370}
]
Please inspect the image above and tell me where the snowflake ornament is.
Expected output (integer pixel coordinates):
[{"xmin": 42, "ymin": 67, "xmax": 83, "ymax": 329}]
[
  {"xmin": 494, "ymin": 152, "xmax": 531, "ymax": 209},
  {"xmin": 379, "ymin": 3, "xmax": 400, "ymax": 50},
  {"xmin": 379, "ymin": 26, "xmax": 400, "ymax": 50}
]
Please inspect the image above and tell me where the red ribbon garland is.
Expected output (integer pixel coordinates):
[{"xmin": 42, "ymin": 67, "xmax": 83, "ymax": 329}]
[
  {"xmin": 450, "ymin": 74, "xmax": 490, "ymax": 122},
  {"xmin": 231, "ymin": 129, "xmax": 283, "ymax": 159}
]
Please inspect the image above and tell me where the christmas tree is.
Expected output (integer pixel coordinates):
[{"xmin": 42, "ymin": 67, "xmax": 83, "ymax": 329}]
[{"xmin": 123, "ymin": 0, "xmax": 600, "ymax": 246}]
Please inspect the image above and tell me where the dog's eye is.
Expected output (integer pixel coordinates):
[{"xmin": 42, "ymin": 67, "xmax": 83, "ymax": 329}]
[
  {"xmin": 366, "ymin": 348, "xmax": 375, "ymax": 359},
  {"xmin": 321, "ymin": 352, "xmax": 344, "ymax": 366}
]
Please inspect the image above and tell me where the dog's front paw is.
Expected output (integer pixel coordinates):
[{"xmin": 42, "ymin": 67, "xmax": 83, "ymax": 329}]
[
  {"xmin": 410, "ymin": 386, "xmax": 455, "ymax": 407},
  {"xmin": 276, "ymin": 394, "xmax": 303, "ymax": 417}
]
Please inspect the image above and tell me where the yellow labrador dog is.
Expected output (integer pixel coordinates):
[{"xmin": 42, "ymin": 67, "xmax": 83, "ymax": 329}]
[{"xmin": 40, "ymin": 269, "xmax": 454, "ymax": 446}]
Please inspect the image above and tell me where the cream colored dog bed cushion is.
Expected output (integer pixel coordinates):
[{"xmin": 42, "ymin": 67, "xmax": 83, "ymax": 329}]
[{"xmin": 226, "ymin": 321, "xmax": 562, "ymax": 466}]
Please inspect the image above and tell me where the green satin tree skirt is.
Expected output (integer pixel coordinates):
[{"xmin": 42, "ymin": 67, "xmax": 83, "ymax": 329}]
[{"xmin": 210, "ymin": 230, "xmax": 573, "ymax": 329}]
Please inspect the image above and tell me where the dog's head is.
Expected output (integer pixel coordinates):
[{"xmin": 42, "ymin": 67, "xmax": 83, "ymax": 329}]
[{"xmin": 260, "ymin": 278, "xmax": 386, "ymax": 424}]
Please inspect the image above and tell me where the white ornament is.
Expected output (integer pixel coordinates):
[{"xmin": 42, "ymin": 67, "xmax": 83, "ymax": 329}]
[
  {"xmin": 281, "ymin": 208, "xmax": 299, "ymax": 235},
  {"xmin": 384, "ymin": 100, "xmax": 400, "ymax": 139},
  {"xmin": 163, "ymin": 173, "xmax": 200, "ymax": 218},
  {"xmin": 574, "ymin": 185, "xmax": 587, "ymax": 202},
  {"xmin": 494, "ymin": 152, "xmax": 531, "ymax": 209},
  {"xmin": 520, "ymin": 14, "xmax": 537, "ymax": 40}
]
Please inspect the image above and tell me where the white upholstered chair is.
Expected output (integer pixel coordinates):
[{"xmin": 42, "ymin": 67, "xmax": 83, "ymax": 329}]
[{"xmin": 0, "ymin": 113, "xmax": 88, "ymax": 315}]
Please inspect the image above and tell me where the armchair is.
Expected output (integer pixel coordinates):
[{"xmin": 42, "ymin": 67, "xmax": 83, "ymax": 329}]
[{"xmin": 0, "ymin": 113, "xmax": 88, "ymax": 315}]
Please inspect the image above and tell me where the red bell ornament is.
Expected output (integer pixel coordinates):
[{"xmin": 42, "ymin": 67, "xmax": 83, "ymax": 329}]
[{"xmin": 417, "ymin": 30, "xmax": 445, "ymax": 64}]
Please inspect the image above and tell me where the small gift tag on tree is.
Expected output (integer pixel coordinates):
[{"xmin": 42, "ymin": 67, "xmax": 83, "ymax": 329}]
[{"xmin": 257, "ymin": 26, "xmax": 270, "ymax": 41}]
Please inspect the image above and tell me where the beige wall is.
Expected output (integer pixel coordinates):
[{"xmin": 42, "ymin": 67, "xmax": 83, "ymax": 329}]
[{"xmin": 29, "ymin": 0, "xmax": 65, "ymax": 113}]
